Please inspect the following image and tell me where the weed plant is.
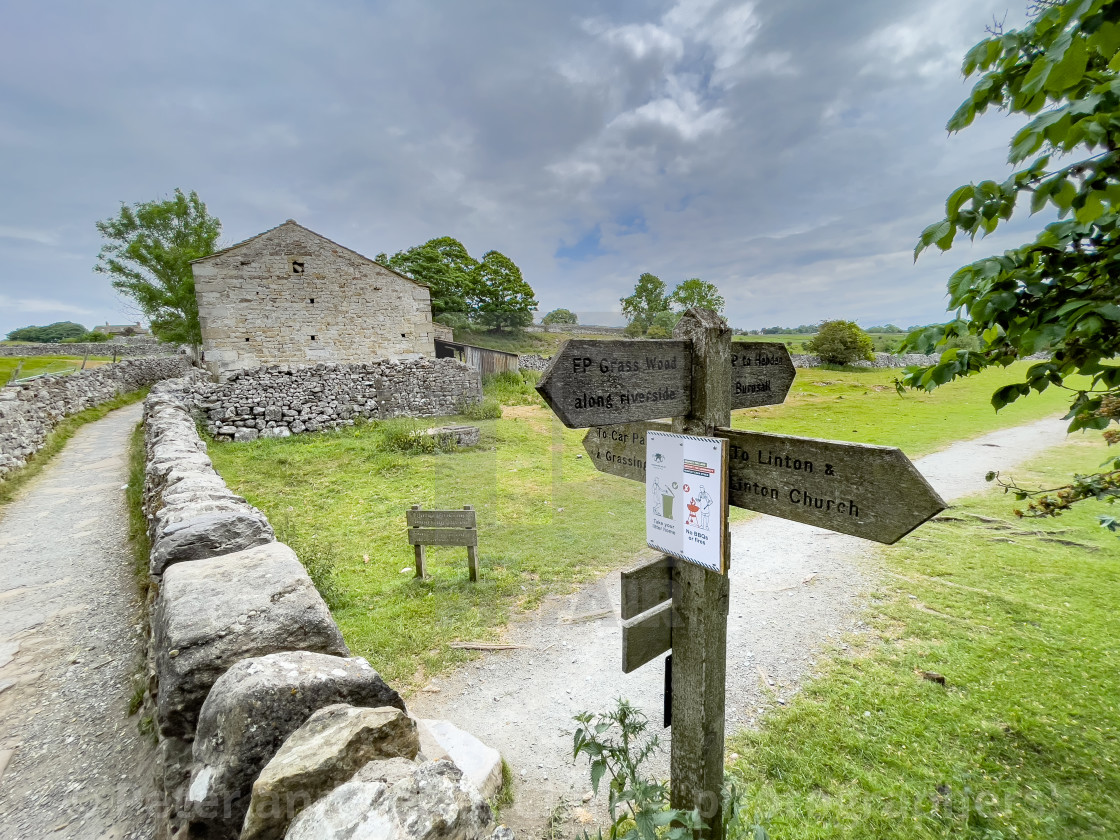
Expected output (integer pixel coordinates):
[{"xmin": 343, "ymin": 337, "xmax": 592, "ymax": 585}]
[{"xmin": 572, "ymin": 699, "xmax": 768, "ymax": 840}]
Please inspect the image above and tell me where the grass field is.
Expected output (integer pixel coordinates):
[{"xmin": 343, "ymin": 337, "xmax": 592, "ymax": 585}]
[
  {"xmin": 727, "ymin": 435, "xmax": 1120, "ymax": 838},
  {"xmin": 734, "ymin": 365, "xmax": 1081, "ymax": 457},
  {"xmin": 207, "ymin": 361, "xmax": 1087, "ymax": 689},
  {"xmin": 0, "ymin": 355, "xmax": 113, "ymax": 382}
]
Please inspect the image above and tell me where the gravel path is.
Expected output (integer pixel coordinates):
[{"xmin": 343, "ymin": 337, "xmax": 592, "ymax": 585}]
[
  {"xmin": 0, "ymin": 403, "xmax": 157, "ymax": 840},
  {"xmin": 408, "ymin": 415, "xmax": 1072, "ymax": 837}
]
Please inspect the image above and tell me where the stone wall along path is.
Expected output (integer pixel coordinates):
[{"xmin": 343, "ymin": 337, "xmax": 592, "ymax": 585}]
[{"xmin": 0, "ymin": 402, "xmax": 158, "ymax": 839}]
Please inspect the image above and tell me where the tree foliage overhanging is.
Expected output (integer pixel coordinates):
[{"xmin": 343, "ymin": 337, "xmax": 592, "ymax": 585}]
[
  {"xmin": 94, "ymin": 189, "xmax": 221, "ymax": 351},
  {"xmin": 902, "ymin": 0, "xmax": 1120, "ymax": 526},
  {"xmin": 377, "ymin": 237, "xmax": 536, "ymax": 331}
]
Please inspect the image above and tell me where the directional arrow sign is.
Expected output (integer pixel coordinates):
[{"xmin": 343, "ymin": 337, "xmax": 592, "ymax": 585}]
[
  {"xmin": 716, "ymin": 429, "xmax": 946, "ymax": 544},
  {"xmin": 536, "ymin": 340, "xmax": 691, "ymax": 428},
  {"xmin": 538, "ymin": 339, "xmax": 797, "ymax": 428},
  {"xmin": 582, "ymin": 421, "xmax": 671, "ymax": 482},
  {"xmin": 729, "ymin": 342, "xmax": 796, "ymax": 410}
]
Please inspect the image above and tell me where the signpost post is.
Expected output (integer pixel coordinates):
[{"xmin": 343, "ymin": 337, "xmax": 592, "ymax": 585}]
[{"xmin": 536, "ymin": 310, "xmax": 946, "ymax": 840}]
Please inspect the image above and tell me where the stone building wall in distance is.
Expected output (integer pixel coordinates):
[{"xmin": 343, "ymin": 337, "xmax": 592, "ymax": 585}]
[{"xmin": 193, "ymin": 220, "xmax": 436, "ymax": 380}]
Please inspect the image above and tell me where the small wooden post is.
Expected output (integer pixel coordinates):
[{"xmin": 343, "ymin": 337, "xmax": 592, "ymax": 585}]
[
  {"xmin": 670, "ymin": 308, "xmax": 731, "ymax": 839},
  {"xmin": 80, "ymin": 353, "xmax": 89, "ymax": 371},
  {"xmin": 464, "ymin": 505, "xmax": 479, "ymax": 582},
  {"xmin": 411, "ymin": 504, "xmax": 427, "ymax": 579}
]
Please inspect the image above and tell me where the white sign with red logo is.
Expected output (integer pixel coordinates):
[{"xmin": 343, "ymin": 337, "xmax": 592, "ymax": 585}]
[{"xmin": 645, "ymin": 430, "xmax": 729, "ymax": 574}]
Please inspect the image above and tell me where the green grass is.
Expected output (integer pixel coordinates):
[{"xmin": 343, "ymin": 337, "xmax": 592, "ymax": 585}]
[
  {"xmin": 209, "ymin": 406, "xmax": 652, "ymax": 688},
  {"xmin": 726, "ymin": 435, "xmax": 1120, "ymax": 838},
  {"xmin": 0, "ymin": 389, "xmax": 149, "ymax": 507},
  {"xmin": 207, "ymin": 362, "xmax": 1082, "ymax": 689},
  {"xmin": 0, "ymin": 354, "xmax": 115, "ymax": 382},
  {"xmin": 734, "ymin": 362, "xmax": 1077, "ymax": 457},
  {"xmin": 126, "ymin": 421, "xmax": 152, "ymax": 591}
]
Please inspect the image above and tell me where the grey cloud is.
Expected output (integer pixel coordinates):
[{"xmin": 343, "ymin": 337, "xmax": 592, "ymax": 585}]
[{"xmin": 0, "ymin": 0, "xmax": 1036, "ymax": 337}]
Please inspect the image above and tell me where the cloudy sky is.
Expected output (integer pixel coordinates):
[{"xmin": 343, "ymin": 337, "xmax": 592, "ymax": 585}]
[{"xmin": 0, "ymin": 0, "xmax": 1042, "ymax": 337}]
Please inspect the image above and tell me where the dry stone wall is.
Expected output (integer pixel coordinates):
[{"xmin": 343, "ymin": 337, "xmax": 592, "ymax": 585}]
[
  {"xmin": 190, "ymin": 359, "xmax": 481, "ymax": 442},
  {"xmin": 0, "ymin": 338, "xmax": 180, "ymax": 358},
  {"xmin": 0, "ymin": 356, "xmax": 191, "ymax": 480},
  {"xmin": 139, "ymin": 379, "xmax": 507, "ymax": 839}
]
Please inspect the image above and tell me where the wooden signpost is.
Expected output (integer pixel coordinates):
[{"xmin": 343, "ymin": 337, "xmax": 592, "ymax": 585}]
[{"xmin": 535, "ymin": 310, "xmax": 946, "ymax": 839}]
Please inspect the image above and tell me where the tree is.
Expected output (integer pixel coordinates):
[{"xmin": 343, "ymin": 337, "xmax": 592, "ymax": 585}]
[
  {"xmin": 377, "ymin": 236, "xmax": 477, "ymax": 317},
  {"xmin": 95, "ymin": 189, "xmax": 220, "ymax": 352},
  {"xmin": 469, "ymin": 250, "xmax": 537, "ymax": 332},
  {"xmin": 620, "ymin": 273, "xmax": 670, "ymax": 333},
  {"xmin": 6, "ymin": 321, "xmax": 87, "ymax": 343},
  {"xmin": 902, "ymin": 0, "xmax": 1120, "ymax": 528},
  {"xmin": 807, "ymin": 320, "xmax": 874, "ymax": 365},
  {"xmin": 670, "ymin": 278, "xmax": 725, "ymax": 314},
  {"xmin": 645, "ymin": 309, "xmax": 682, "ymax": 338},
  {"xmin": 542, "ymin": 308, "xmax": 578, "ymax": 325}
]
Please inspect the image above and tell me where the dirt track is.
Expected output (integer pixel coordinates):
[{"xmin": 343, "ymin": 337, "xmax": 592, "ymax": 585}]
[{"xmin": 0, "ymin": 403, "xmax": 157, "ymax": 840}]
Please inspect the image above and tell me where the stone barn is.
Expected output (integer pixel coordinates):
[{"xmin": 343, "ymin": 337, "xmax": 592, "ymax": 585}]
[{"xmin": 192, "ymin": 220, "xmax": 437, "ymax": 379}]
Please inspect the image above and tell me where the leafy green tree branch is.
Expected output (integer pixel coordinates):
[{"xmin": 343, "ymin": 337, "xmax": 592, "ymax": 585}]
[{"xmin": 902, "ymin": 0, "xmax": 1120, "ymax": 529}]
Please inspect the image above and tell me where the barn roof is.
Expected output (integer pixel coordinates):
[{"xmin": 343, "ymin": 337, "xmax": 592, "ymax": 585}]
[{"xmin": 190, "ymin": 219, "xmax": 428, "ymax": 289}]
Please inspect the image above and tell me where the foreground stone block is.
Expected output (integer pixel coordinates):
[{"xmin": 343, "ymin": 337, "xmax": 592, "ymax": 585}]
[
  {"xmin": 417, "ymin": 719, "xmax": 503, "ymax": 801},
  {"xmin": 284, "ymin": 760, "xmax": 492, "ymax": 840},
  {"xmin": 150, "ymin": 506, "xmax": 275, "ymax": 576},
  {"xmin": 187, "ymin": 652, "xmax": 405, "ymax": 839},
  {"xmin": 153, "ymin": 543, "xmax": 348, "ymax": 738},
  {"xmin": 241, "ymin": 704, "xmax": 420, "ymax": 840}
]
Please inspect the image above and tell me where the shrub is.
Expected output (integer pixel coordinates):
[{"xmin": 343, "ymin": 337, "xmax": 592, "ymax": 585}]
[
  {"xmin": 541, "ymin": 308, "xmax": 578, "ymax": 325},
  {"xmin": 460, "ymin": 396, "xmax": 503, "ymax": 420},
  {"xmin": 806, "ymin": 320, "xmax": 874, "ymax": 365},
  {"xmin": 380, "ymin": 420, "xmax": 460, "ymax": 454}
]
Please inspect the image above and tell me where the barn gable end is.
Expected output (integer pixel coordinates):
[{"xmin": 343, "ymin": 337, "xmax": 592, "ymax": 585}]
[{"xmin": 192, "ymin": 220, "xmax": 435, "ymax": 379}]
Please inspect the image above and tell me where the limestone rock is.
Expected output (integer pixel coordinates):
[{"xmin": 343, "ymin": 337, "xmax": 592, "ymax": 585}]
[
  {"xmin": 283, "ymin": 760, "xmax": 492, "ymax": 840},
  {"xmin": 187, "ymin": 652, "xmax": 405, "ymax": 839},
  {"xmin": 152, "ymin": 542, "xmax": 348, "ymax": 739},
  {"xmin": 416, "ymin": 719, "xmax": 503, "ymax": 801},
  {"xmin": 241, "ymin": 704, "xmax": 420, "ymax": 840},
  {"xmin": 149, "ymin": 507, "xmax": 275, "ymax": 575}
]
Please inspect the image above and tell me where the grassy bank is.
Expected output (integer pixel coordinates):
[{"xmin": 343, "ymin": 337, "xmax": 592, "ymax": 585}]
[
  {"xmin": 0, "ymin": 389, "xmax": 149, "ymax": 507},
  {"xmin": 727, "ymin": 435, "xmax": 1119, "ymax": 838},
  {"xmin": 207, "ymin": 362, "xmax": 1083, "ymax": 689}
]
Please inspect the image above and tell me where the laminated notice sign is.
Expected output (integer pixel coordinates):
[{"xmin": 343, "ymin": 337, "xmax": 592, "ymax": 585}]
[{"xmin": 645, "ymin": 431, "xmax": 729, "ymax": 574}]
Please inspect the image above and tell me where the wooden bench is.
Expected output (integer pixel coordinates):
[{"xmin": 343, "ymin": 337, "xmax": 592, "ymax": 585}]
[{"xmin": 407, "ymin": 505, "xmax": 479, "ymax": 581}]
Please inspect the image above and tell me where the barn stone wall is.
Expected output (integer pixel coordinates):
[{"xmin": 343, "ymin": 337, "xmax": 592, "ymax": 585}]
[{"xmin": 193, "ymin": 221, "xmax": 436, "ymax": 380}]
